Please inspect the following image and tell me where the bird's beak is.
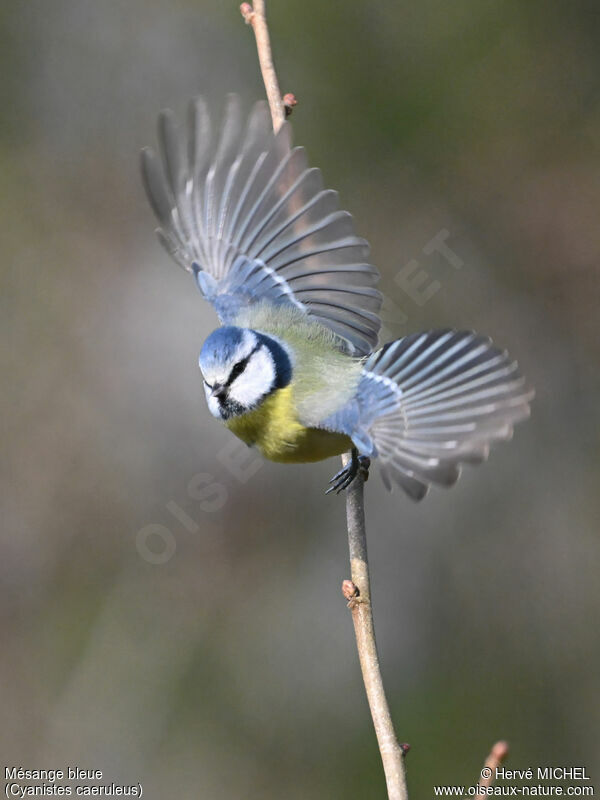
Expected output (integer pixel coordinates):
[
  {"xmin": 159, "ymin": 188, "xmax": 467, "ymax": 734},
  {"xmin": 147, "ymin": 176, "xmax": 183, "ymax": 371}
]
[{"xmin": 210, "ymin": 383, "xmax": 226, "ymax": 399}]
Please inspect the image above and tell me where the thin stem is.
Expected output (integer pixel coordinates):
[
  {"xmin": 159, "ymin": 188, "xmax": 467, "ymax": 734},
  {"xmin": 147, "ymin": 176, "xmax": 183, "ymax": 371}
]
[
  {"xmin": 240, "ymin": 1, "xmax": 286, "ymax": 131},
  {"xmin": 342, "ymin": 453, "xmax": 409, "ymax": 800},
  {"xmin": 239, "ymin": 3, "xmax": 406, "ymax": 795},
  {"xmin": 472, "ymin": 741, "xmax": 509, "ymax": 798}
]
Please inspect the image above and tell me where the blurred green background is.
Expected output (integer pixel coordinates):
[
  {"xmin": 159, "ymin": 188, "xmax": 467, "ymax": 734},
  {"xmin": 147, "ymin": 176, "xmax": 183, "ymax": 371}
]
[{"xmin": 2, "ymin": 1, "xmax": 599, "ymax": 797}]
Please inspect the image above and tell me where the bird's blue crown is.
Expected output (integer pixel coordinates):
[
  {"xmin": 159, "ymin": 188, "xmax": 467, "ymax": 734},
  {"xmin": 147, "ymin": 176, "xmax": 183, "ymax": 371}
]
[{"xmin": 199, "ymin": 326, "xmax": 292, "ymax": 390}]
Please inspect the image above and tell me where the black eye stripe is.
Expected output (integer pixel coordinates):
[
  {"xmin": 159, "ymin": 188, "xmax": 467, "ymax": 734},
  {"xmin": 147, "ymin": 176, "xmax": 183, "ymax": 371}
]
[
  {"xmin": 225, "ymin": 342, "xmax": 263, "ymax": 388},
  {"xmin": 228, "ymin": 359, "xmax": 248, "ymax": 383}
]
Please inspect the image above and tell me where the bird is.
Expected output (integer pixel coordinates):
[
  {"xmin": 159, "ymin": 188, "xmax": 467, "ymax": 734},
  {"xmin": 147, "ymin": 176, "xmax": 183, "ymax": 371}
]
[{"xmin": 141, "ymin": 95, "xmax": 533, "ymax": 500}]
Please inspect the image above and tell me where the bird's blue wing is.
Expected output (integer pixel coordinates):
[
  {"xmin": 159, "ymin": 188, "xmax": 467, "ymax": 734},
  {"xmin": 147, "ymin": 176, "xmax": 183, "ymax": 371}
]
[
  {"xmin": 141, "ymin": 95, "xmax": 382, "ymax": 355},
  {"xmin": 322, "ymin": 330, "xmax": 533, "ymax": 499}
]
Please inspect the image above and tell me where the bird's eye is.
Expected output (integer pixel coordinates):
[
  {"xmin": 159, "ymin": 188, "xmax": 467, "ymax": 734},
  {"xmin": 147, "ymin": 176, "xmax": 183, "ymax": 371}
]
[
  {"xmin": 228, "ymin": 358, "xmax": 248, "ymax": 383},
  {"xmin": 226, "ymin": 342, "xmax": 262, "ymax": 386}
]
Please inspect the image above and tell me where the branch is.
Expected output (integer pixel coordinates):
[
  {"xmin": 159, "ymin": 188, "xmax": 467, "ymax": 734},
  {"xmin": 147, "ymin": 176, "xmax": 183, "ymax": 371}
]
[
  {"xmin": 342, "ymin": 452, "xmax": 409, "ymax": 800},
  {"xmin": 240, "ymin": 1, "xmax": 286, "ymax": 131},
  {"xmin": 239, "ymin": 5, "xmax": 406, "ymax": 796},
  {"xmin": 472, "ymin": 741, "xmax": 509, "ymax": 798}
]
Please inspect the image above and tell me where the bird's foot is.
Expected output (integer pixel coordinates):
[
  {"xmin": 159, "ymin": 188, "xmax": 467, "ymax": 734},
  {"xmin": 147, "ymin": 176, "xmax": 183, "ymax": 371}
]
[{"xmin": 325, "ymin": 450, "xmax": 371, "ymax": 495}]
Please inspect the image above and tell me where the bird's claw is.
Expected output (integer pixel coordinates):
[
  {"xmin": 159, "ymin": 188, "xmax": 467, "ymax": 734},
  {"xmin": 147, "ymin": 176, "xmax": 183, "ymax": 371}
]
[
  {"xmin": 325, "ymin": 452, "xmax": 371, "ymax": 495},
  {"xmin": 325, "ymin": 465, "xmax": 353, "ymax": 494},
  {"xmin": 358, "ymin": 456, "xmax": 371, "ymax": 481}
]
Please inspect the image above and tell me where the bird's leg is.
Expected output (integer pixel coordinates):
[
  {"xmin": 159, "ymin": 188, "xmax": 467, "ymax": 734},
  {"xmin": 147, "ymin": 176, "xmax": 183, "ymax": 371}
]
[{"xmin": 325, "ymin": 448, "xmax": 371, "ymax": 495}]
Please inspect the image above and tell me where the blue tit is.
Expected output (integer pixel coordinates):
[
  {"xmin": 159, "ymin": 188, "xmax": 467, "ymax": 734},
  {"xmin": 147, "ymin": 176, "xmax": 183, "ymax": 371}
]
[{"xmin": 141, "ymin": 95, "xmax": 533, "ymax": 499}]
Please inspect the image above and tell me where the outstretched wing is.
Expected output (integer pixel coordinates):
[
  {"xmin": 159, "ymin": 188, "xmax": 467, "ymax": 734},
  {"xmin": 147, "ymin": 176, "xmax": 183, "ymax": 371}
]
[
  {"xmin": 141, "ymin": 95, "xmax": 382, "ymax": 355},
  {"xmin": 323, "ymin": 330, "xmax": 533, "ymax": 499}
]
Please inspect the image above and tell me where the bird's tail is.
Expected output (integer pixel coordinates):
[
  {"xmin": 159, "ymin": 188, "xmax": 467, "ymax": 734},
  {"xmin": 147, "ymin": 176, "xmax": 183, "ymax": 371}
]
[{"xmin": 355, "ymin": 330, "xmax": 533, "ymax": 499}]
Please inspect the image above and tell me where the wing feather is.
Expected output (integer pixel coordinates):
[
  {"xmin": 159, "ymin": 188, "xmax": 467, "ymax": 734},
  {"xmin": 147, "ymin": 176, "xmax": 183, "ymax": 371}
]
[
  {"xmin": 322, "ymin": 330, "xmax": 533, "ymax": 499},
  {"xmin": 141, "ymin": 95, "xmax": 382, "ymax": 354}
]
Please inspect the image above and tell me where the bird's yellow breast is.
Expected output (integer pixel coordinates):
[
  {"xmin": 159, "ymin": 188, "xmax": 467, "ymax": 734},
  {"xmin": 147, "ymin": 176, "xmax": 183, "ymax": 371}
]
[{"xmin": 225, "ymin": 385, "xmax": 352, "ymax": 463}]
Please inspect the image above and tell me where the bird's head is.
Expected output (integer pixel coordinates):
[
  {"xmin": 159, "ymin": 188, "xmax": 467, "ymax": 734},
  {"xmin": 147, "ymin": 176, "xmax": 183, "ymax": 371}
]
[{"xmin": 199, "ymin": 327, "xmax": 293, "ymax": 419}]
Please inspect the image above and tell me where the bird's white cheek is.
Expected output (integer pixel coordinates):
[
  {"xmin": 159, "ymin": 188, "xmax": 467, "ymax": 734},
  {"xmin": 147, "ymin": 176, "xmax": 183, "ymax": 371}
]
[
  {"xmin": 228, "ymin": 348, "xmax": 275, "ymax": 408},
  {"xmin": 203, "ymin": 383, "xmax": 223, "ymax": 419}
]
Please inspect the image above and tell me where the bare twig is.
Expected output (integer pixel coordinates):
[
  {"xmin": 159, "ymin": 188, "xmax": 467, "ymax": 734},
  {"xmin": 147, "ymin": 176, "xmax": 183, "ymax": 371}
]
[
  {"xmin": 240, "ymin": 1, "xmax": 286, "ymax": 131},
  {"xmin": 342, "ymin": 453, "xmax": 409, "ymax": 800},
  {"xmin": 240, "ymin": 4, "xmax": 407, "ymax": 795},
  {"xmin": 472, "ymin": 741, "xmax": 510, "ymax": 797}
]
